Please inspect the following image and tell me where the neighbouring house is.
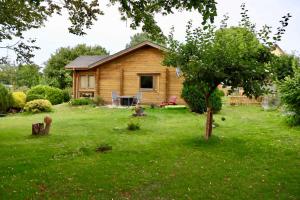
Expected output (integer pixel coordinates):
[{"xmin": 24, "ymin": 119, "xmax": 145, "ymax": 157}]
[
  {"xmin": 65, "ymin": 41, "xmax": 185, "ymax": 105},
  {"xmin": 225, "ymin": 44, "xmax": 285, "ymax": 105}
]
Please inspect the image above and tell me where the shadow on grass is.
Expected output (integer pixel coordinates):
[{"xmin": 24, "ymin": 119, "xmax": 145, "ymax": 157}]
[
  {"xmin": 27, "ymin": 134, "xmax": 51, "ymax": 140},
  {"xmin": 181, "ymin": 135, "xmax": 223, "ymax": 148},
  {"xmin": 179, "ymin": 135, "xmax": 265, "ymax": 158}
]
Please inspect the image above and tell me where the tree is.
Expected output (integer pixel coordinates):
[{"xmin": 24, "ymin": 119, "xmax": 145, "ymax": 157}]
[
  {"xmin": 0, "ymin": 0, "xmax": 217, "ymax": 64},
  {"xmin": 163, "ymin": 5, "xmax": 291, "ymax": 140},
  {"xmin": 16, "ymin": 64, "xmax": 41, "ymax": 88},
  {"xmin": 44, "ymin": 44, "xmax": 108, "ymax": 89},
  {"xmin": 0, "ymin": 83, "xmax": 12, "ymax": 114},
  {"xmin": 126, "ymin": 32, "xmax": 165, "ymax": 48},
  {"xmin": 0, "ymin": 64, "xmax": 17, "ymax": 86},
  {"xmin": 271, "ymin": 54, "xmax": 299, "ymax": 81}
]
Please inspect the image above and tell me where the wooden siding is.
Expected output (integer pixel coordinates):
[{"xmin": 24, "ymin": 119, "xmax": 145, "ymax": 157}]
[{"xmin": 74, "ymin": 46, "xmax": 185, "ymax": 105}]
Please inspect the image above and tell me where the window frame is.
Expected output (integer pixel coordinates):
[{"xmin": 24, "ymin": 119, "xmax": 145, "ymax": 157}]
[
  {"xmin": 79, "ymin": 74, "xmax": 95, "ymax": 89},
  {"xmin": 138, "ymin": 73, "xmax": 159, "ymax": 91}
]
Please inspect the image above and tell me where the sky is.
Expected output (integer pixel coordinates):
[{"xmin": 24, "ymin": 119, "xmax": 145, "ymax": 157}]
[{"xmin": 2, "ymin": 0, "xmax": 300, "ymax": 67}]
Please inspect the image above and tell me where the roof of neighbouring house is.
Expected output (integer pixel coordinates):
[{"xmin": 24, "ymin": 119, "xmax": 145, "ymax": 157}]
[
  {"xmin": 272, "ymin": 44, "xmax": 285, "ymax": 56},
  {"xmin": 65, "ymin": 41, "xmax": 167, "ymax": 70}
]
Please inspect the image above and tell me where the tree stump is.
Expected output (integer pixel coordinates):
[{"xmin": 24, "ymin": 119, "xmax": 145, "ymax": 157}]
[
  {"xmin": 32, "ymin": 123, "xmax": 45, "ymax": 135},
  {"xmin": 32, "ymin": 116, "xmax": 52, "ymax": 135}
]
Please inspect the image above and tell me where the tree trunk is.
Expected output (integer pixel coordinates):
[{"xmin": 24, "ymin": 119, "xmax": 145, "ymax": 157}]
[
  {"xmin": 205, "ymin": 106, "xmax": 213, "ymax": 140},
  {"xmin": 204, "ymin": 93, "xmax": 213, "ymax": 140}
]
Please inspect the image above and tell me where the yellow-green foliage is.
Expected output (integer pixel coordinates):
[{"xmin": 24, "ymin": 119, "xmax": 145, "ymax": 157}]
[
  {"xmin": 24, "ymin": 99, "xmax": 52, "ymax": 113},
  {"xmin": 12, "ymin": 92, "xmax": 26, "ymax": 109}
]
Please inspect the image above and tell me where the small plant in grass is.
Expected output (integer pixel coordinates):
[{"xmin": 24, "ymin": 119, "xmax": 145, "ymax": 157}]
[
  {"xmin": 96, "ymin": 144, "xmax": 112, "ymax": 153},
  {"xmin": 127, "ymin": 120, "xmax": 140, "ymax": 131},
  {"xmin": 69, "ymin": 98, "xmax": 93, "ymax": 106}
]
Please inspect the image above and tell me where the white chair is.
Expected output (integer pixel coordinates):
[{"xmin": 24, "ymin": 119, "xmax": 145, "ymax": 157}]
[
  {"xmin": 111, "ymin": 91, "xmax": 120, "ymax": 106},
  {"xmin": 133, "ymin": 92, "xmax": 142, "ymax": 105}
]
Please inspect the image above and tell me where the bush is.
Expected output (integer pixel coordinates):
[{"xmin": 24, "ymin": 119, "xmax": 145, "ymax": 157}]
[
  {"xmin": 0, "ymin": 84, "xmax": 12, "ymax": 114},
  {"xmin": 93, "ymin": 96, "xmax": 105, "ymax": 106},
  {"xmin": 26, "ymin": 94, "xmax": 45, "ymax": 102},
  {"xmin": 26, "ymin": 85, "xmax": 64, "ymax": 105},
  {"xmin": 278, "ymin": 66, "xmax": 300, "ymax": 126},
  {"xmin": 69, "ymin": 98, "xmax": 93, "ymax": 106},
  {"xmin": 12, "ymin": 92, "xmax": 26, "ymax": 109},
  {"xmin": 181, "ymin": 81, "xmax": 223, "ymax": 114},
  {"xmin": 62, "ymin": 88, "xmax": 72, "ymax": 102},
  {"xmin": 127, "ymin": 120, "xmax": 140, "ymax": 131},
  {"xmin": 24, "ymin": 99, "xmax": 52, "ymax": 113},
  {"xmin": 285, "ymin": 114, "xmax": 300, "ymax": 126}
]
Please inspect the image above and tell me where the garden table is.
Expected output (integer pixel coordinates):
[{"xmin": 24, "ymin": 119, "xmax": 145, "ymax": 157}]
[{"xmin": 119, "ymin": 96, "xmax": 135, "ymax": 106}]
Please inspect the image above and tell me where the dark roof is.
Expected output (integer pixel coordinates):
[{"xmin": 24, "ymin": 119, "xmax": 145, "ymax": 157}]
[
  {"xmin": 65, "ymin": 55, "xmax": 108, "ymax": 69},
  {"xmin": 65, "ymin": 41, "xmax": 167, "ymax": 70}
]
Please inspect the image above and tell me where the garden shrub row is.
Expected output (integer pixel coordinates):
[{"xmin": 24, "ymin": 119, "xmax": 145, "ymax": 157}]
[
  {"xmin": 69, "ymin": 98, "xmax": 93, "ymax": 106},
  {"xmin": 0, "ymin": 84, "xmax": 70, "ymax": 114}
]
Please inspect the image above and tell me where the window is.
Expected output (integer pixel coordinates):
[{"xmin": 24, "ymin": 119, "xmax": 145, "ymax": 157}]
[
  {"xmin": 80, "ymin": 75, "xmax": 95, "ymax": 89},
  {"xmin": 140, "ymin": 75, "xmax": 154, "ymax": 90},
  {"xmin": 88, "ymin": 75, "xmax": 95, "ymax": 88}
]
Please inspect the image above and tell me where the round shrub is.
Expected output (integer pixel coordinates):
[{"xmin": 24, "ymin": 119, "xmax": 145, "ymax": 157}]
[
  {"xmin": 26, "ymin": 85, "xmax": 64, "ymax": 105},
  {"xmin": 181, "ymin": 81, "xmax": 223, "ymax": 114},
  {"xmin": 69, "ymin": 98, "xmax": 93, "ymax": 106},
  {"xmin": 26, "ymin": 94, "xmax": 45, "ymax": 102},
  {"xmin": 24, "ymin": 99, "xmax": 52, "ymax": 113},
  {"xmin": 12, "ymin": 92, "xmax": 26, "ymax": 109},
  {"xmin": 0, "ymin": 84, "xmax": 12, "ymax": 114},
  {"xmin": 45, "ymin": 87, "xmax": 64, "ymax": 105}
]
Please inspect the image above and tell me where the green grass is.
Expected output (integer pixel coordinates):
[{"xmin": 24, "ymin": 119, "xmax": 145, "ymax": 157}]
[{"xmin": 0, "ymin": 104, "xmax": 299, "ymax": 199}]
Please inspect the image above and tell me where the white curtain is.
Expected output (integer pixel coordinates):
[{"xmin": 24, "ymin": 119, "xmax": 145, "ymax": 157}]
[
  {"xmin": 88, "ymin": 75, "xmax": 95, "ymax": 88},
  {"xmin": 80, "ymin": 75, "xmax": 88, "ymax": 88}
]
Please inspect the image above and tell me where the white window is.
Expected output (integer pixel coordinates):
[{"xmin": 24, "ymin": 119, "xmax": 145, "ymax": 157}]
[
  {"xmin": 88, "ymin": 75, "xmax": 95, "ymax": 88},
  {"xmin": 80, "ymin": 75, "xmax": 95, "ymax": 89}
]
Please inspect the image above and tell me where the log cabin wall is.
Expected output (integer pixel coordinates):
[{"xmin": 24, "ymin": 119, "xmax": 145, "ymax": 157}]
[{"xmin": 74, "ymin": 46, "xmax": 185, "ymax": 105}]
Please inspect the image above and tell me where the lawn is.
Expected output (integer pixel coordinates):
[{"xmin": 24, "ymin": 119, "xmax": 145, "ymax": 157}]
[{"xmin": 0, "ymin": 104, "xmax": 299, "ymax": 199}]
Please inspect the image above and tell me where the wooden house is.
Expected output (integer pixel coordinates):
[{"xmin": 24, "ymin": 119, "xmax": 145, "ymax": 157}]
[{"xmin": 65, "ymin": 41, "xmax": 185, "ymax": 105}]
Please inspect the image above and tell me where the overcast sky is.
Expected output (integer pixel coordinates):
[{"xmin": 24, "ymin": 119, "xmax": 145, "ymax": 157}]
[{"xmin": 2, "ymin": 0, "xmax": 300, "ymax": 66}]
